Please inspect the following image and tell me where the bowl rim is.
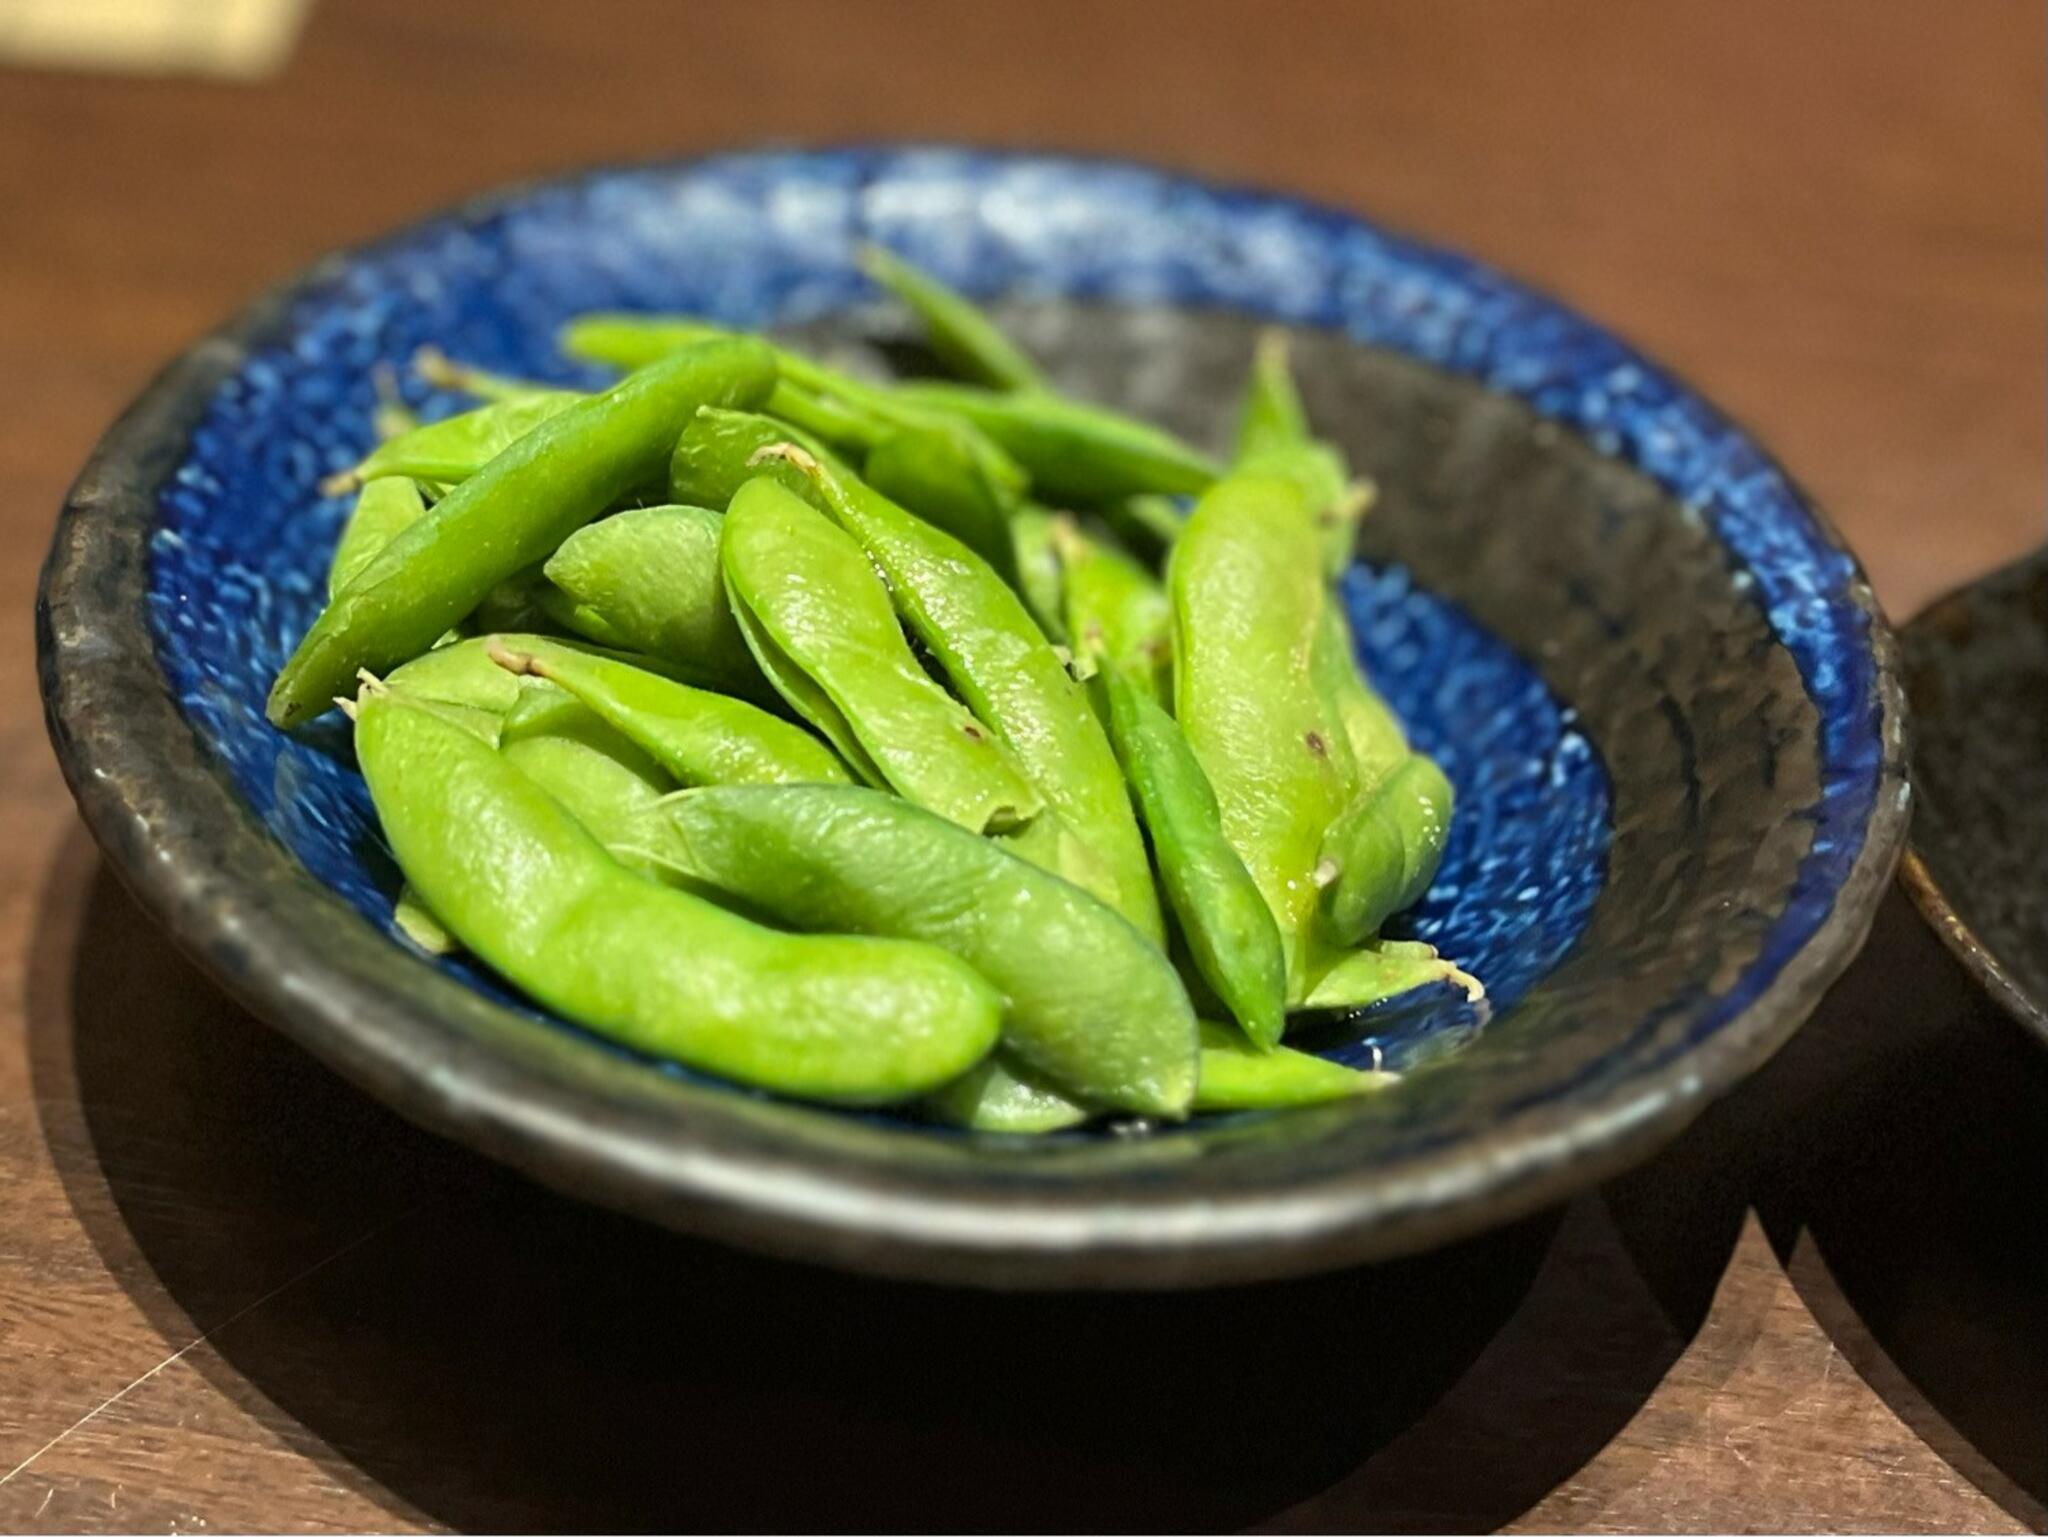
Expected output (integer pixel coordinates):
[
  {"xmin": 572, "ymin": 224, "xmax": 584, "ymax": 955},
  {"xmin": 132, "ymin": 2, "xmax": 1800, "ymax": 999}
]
[
  {"xmin": 36, "ymin": 144, "xmax": 1910, "ymax": 1288},
  {"xmin": 1897, "ymin": 547, "xmax": 2048, "ymax": 1046}
]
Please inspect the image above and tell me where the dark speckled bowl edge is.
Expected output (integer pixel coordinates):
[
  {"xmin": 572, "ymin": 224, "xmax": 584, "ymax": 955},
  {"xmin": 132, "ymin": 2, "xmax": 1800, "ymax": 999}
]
[{"xmin": 1896, "ymin": 550, "xmax": 2047, "ymax": 1046}]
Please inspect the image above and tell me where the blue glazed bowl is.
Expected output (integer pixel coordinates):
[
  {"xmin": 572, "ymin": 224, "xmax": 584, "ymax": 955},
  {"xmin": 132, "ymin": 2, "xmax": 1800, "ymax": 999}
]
[{"xmin": 38, "ymin": 147, "xmax": 1907, "ymax": 1286}]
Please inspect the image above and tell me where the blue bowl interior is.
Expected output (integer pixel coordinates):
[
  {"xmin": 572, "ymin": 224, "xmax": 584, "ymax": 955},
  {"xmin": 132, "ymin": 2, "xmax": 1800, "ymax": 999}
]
[{"xmin": 143, "ymin": 148, "xmax": 1883, "ymax": 1138}]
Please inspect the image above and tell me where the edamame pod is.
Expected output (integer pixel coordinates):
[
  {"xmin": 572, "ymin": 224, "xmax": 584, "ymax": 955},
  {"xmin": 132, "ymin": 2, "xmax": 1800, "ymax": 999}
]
[
  {"xmin": 1233, "ymin": 330, "xmax": 1315, "ymax": 462},
  {"xmin": 356, "ymin": 688, "xmax": 1000, "ymax": 1103},
  {"xmin": 499, "ymin": 702, "xmax": 676, "ymax": 855},
  {"xmin": 412, "ymin": 348, "xmax": 553, "ymax": 403},
  {"xmin": 564, "ymin": 314, "xmax": 733, "ymax": 373},
  {"xmin": 533, "ymin": 584, "xmax": 636, "ymax": 650},
  {"xmin": 761, "ymin": 441, "xmax": 1163, "ymax": 941},
  {"xmin": 392, "ymin": 884, "xmax": 455, "ymax": 954},
  {"xmin": 385, "ymin": 632, "xmax": 568, "ymax": 715},
  {"xmin": 1097, "ymin": 664, "xmax": 1287, "ymax": 1049},
  {"xmin": 862, "ymin": 423, "xmax": 1019, "ymax": 577},
  {"xmin": 572, "ymin": 311, "xmax": 1199, "ymax": 515},
  {"xmin": 726, "ymin": 599, "xmax": 886, "ymax": 785},
  {"xmin": 1317, "ymin": 753, "xmax": 1455, "ymax": 946},
  {"xmin": 930, "ymin": 1023, "xmax": 1395, "ymax": 1127},
  {"xmin": 269, "ymin": 338, "xmax": 778, "ymax": 727},
  {"xmin": 1170, "ymin": 472, "xmax": 1351, "ymax": 997},
  {"xmin": 1056, "ymin": 519, "xmax": 1171, "ymax": 697},
  {"xmin": 327, "ymin": 389, "xmax": 587, "ymax": 494},
  {"xmin": 1193, "ymin": 1021, "xmax": 1396, "ymax": 1110},
  {"xmin": 670, "ymin": 406, "xmax": 836, "ymax": 510},
  {"xmin": 468, "ymin": 564, "xmax": 556, "ymax": 636},
  {"xmin": 567, "ymin": 315, "xmax": 911, "ymax": 435},
  {"xmin": 857, "ymin": 243, "xmax": 1048, "ymax": 393},
  {"xmin": 579, "ymin": 319, "xmax": 1033, "ymax": 510},
  {"xmin": 371, "ymin": 363, "xmax": 418, "ymax": 443},
  {"xmin": 1101, "ymin": 493, "xmax": 1184, "ymax": 564},
  {"xmin": 1008, "ymin": 505, "xmax": 1068, "ymax": 642},
  {"xmin": 925, "ymin": 1053, "xmax": 1092, "ymax": 1134},
  {"xmin": 542, "ymin": 505, "xmax": 761, "ymax": 692},
  {"xmin": 721, "ymin": 479, "xmax": 1040, "ymax": 831},
  {"xmin": 766, "ymin": 379, "xmax": 883, "ymax": 449},
  {"xmin": 1302, "ymin": 939, "xmax": 1485, "ymax": 1011},
  {"xmin": 892, "ymin": 380, "xmax": 1221, "ymax": 504},
  {"xmin": 328, "ymin": 475, "xmax": 427, "ymax": 597},
  {"xmin": 1230, "ymin": 330, "xmax": 1368, "ymax": 577},
  {"xmin": 623, "ymin": 784, "xmax": 1197, "ymax": 1118},
  {"xmin": 488, "ymin": 636, "xmax": 853, "ymax": 789},
  {"xmin": 1309, "ymin": 603, "xmax": 1409, "ymax": 797},
  {"xmin": 569, "ymin": 316, "xmax": 903, "ymax": 425}
]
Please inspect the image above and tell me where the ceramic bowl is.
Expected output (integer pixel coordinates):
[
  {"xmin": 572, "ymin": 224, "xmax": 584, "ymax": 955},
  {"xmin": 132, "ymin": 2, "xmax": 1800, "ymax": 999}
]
[
  {"xmin": 38, "ymin": 147, "xmax": 1907, "ymax": 1286},
  {"xmin": 1898, "ymin": 547, "xmax": 2047, "ymax": 1042}
]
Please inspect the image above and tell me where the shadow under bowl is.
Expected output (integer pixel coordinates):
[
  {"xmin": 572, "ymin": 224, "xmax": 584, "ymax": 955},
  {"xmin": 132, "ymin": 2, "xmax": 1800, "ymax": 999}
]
[{"xmin": 37, "ymin": 146, "xmax": 1906, "ymax": 1286}]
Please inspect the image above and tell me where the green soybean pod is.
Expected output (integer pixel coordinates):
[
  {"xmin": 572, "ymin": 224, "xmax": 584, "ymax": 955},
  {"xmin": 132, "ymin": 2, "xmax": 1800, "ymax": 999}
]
[
  {"xmin": 1233, "ymin": 330, "xmax": 1314, "ymax": 461},
  {"xmin": 542, "ymin": 505, "xmax": 761, "ymax": 692},
  {"xmin": 728, "ymin": 602, "xmax": 886, "ymax": 785},
  {"xmin": 767, "ymin": 378, "xmax": 886, "ymax": 450},
  {"xmin": 862, "ymin": 423, "xmax": 1019, "ymax": 578},
  {"xmin": 370, "ymin": 363, "xmax": 418, "ymax": 442},
  {"xmin": 925, "ymin": 1053, "xmax": 1093, "ymax": 1134},
  {"xmin": 1009, "ymin": 505, "xmax": 1068, "ymax": 644},
  {"xmin": 1171, "ymin": 472, "xmax": 1351, "ymax": 998},
  {"xmin": 468, "ymin": 564, "xmax": 557, "ymax": 636},
  {"xmin": 532, "ymin": 584, "xmax": 636, "ymax": 650},
  {"xmin": 1101, "ymin": 492, "xmax": 1185, "ymax": 565},
  {"xmin": 1193, "ymin": 1021, "xmax": 1397, "ymax": 1110},
  {"xmin": 500, "ymin": 712, "xmax": 676, "ymax": 856},
  {"xmin": 487, "ymin": 636, "xmax": 852, "ymax": 789},
  {"xmin": 357, "ymin": 687, "xmax": 1001, "ymax": 1102},
  {"xmin": 566, "ymin": 315, "xmax": 896, "ymax": 425},
  {"xmin": 1301, "ymin": 939, "xmax": 1485, "ymax": 1011},
  {"xmin": 563, "ymin": 314, "xmax": 726, "ymax": 372},
  {"xmin": 1230, "ymin": 330, "xmax": 1368, "ymax": 577},
  {"xmin": 720, "ymin": 478, "xmax": 1039, "ymax": 832},
  {"xmin": 325, "ymin": 389, "xmax": 588, "ymax": 494},
  {"xmin": 929, "ymin": 1024, "xmax": 1397, "ymax": 1127},
  {"xmin": 384, "ymin": 632, "xmax": 570, "ymax": 715},
  {"xmin": 1310, "ymin": 603, "xmax": 1409, "ymax": 798},
  {"xmin": 412, "ymin": 347, "xmax": 554, "ymax": 403},
  {"xmin": 857, "ymin": 242, "xmax": 1048, "ymax": 393},
  {"xmin": 1056, "ymin": 519, "xmax": 1171, "ymax": 698},
  {"xmin": 670, "ymin": 405, "xmax": 836, "ymax": 510},
  {"xmin": 573, "ymin": 316, "xmax": 1038, "ymax": 504},
  {"xmin": 891, "ymin": 380, "xmax": 1222, "ymax": 505},
  {"xmin": 392, "ymin": 884, "xmax": 456, "ymax": 955},
  {"xmin": 664, "ymin": 439, "xmax": 890, "ymax": 782},
  {"xmin": 624, "ymin": 783, "xmax": 1197, "ymax": 1118},
  {"xmin": 328, "ymin": 475, "xmax": 427, "ymax": 598},
  {"xmin": 1097, "ymin": 664, "xmax": 1287, "ymax": 1049},
  {"xmin": 378, "ymin": 679, "xmax": 648, "ymax": 954},
  {"xmin": 269, "ymin": 338, "xmax": 777, "ymax": 728},
  {"xmin": 1317, "ymin": 753, "xmax": 1455, "ymax": 946},
  {"xmin": 763, "ymin": 441, "xmax": 1163, "ymax": 942},
  {"xmin": 568, "ymin": 316, "xmax": 890, "ymax": 437}
]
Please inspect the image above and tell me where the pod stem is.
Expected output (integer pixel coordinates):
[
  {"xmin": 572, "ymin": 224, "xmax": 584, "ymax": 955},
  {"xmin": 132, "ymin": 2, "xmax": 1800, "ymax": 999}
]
[
  {"xmin": 484, "ymin": 641, "xmax": 545, "ymax": 679},
  {"xmin": 747, "ymin": 441, "xmax": 823, "ymax": 477}
]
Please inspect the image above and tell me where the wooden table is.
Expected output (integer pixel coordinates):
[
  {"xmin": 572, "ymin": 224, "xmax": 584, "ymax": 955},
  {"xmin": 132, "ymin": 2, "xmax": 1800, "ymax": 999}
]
[{"xmin": 3, "ymin": 2, "xmax": 2042, "ymax": 1529}]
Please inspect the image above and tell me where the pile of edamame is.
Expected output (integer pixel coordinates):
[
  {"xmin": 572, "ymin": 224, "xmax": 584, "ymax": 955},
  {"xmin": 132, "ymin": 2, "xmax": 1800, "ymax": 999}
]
[{"xmin": 272, "ymin": 250, "xmax": 1481, "ymax": 1131}]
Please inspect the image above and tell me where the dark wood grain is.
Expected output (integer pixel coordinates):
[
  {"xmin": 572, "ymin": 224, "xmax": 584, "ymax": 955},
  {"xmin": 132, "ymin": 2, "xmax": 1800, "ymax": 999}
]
[{"xmin": 2, "ymin": 2, "xmax": 2041, "ymax": 1530}]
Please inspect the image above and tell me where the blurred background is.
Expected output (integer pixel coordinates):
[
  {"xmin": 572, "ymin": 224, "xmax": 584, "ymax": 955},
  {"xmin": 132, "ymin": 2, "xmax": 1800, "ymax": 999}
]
[{"xmin": 3, "ymin": 3, "xmax": 2043, "ymax": 1532}]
